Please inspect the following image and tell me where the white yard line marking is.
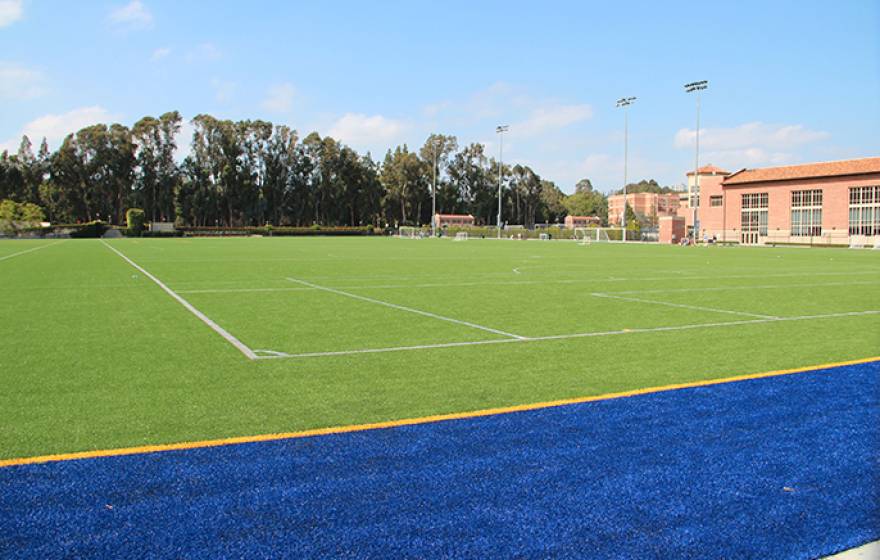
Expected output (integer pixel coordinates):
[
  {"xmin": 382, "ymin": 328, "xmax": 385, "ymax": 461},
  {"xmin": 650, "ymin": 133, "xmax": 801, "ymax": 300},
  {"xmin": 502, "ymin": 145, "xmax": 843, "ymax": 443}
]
[
  {"xmin": 255, "ymin": 310, "xmax": 880, "ymax": 360},
  {"xmin": 101, "ymin": 241, "xmax": 258, "ymax": 360},
  {"xmin": 0, "ymin": 241, "xmax": 64, "ymax": 262},
  {"xmin": 174, "ymin": 275, "xmax": 880, "ymax": 295},
  {"xmin": 512, "ymin": 268, "xmax": 522, "ymax": 275},
  {"xmin": 285, "ymin": 276, "xmax": 527, "ymax": 340},
  {"xmin": 591, "ymin": 292, "xmax": 779, "ymax": 319},
  {"xmin": 604, "ymin": 280, "xmax": 880, "ymax": 295}
]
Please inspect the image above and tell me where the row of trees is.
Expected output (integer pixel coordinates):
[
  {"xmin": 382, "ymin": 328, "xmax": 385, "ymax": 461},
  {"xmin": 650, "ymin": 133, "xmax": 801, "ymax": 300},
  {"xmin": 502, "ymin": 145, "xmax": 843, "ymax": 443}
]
[{"xmin": 0, "ymin": 112, "xmax": 663, "ymax": 229}]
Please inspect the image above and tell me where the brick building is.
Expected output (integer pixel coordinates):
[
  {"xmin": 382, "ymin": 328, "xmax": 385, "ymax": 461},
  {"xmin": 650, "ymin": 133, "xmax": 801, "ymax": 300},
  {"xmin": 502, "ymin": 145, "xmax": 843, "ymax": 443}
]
[
  {"xmin": 677, "ymin": 157, "xmax": 880, "ymax": 245},
  {"xmin": 563, "ymin": 215, "xmax": 602, "ymax": 229},
  {"xmin": 608, "ymin": 192, "xmax": 682, "ymax": 226},
  {"xmin": 434, "ymin": 213, "xmax": 475, "ymax": 228}
]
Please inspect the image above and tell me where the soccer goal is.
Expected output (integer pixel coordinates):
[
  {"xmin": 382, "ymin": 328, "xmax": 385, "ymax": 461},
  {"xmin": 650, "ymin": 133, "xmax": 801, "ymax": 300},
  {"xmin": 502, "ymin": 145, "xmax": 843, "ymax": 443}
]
[
  {"xmin": 454, "ymin": 231, "xmax": 468, "ymax": 241},
  {"xmin": 539, "ymin": 233, "xmax": 550, "ymax": 241},
  {"xmin": 849, "ymin": 235, "xmax": 867, "ymax": 249},
  {"xmin": 574, "ymin": 227, "xmax": 611, "ymax": 245},
  {"xmin": 398, "ymin": 226, "xmax": 421, "ymax": 239}
]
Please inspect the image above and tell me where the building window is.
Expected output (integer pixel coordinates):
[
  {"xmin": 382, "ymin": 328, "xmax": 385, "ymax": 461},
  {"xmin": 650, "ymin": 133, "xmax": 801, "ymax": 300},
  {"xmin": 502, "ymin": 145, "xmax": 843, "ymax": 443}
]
[
  {"xmin": 791, "ymin": 189, "xmax": 822, "ymax": 236},
  {"xmin": 710, "ymin": 196, "xmax": 722, "ymax": 207},
  {"xmin": 741, "ymin": 193, "xmax": 768, "ymax": 243},
  {"xmin": 849, "ymin": 186, "xmax": 880, "ymax": 236}
]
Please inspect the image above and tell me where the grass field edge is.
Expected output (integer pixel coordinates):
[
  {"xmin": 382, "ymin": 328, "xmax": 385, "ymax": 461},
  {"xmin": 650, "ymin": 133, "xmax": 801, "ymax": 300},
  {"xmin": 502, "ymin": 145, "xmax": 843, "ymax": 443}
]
[{"xmin": 2, "ymin": 356, "xmax": 877, "ymax": 468}]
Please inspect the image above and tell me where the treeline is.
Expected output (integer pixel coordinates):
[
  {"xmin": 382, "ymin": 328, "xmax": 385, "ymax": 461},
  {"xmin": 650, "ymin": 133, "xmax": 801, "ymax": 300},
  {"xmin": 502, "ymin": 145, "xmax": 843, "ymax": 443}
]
[{"xmin": 0, "ymin": 111, "xmax": 618, "ymax": 228}]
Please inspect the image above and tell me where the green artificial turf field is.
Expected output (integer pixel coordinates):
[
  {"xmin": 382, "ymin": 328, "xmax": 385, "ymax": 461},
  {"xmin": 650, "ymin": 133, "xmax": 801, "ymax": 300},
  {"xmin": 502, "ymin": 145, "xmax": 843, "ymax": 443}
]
[{"xmin": 1, "ymin": 237, "xmax": 878, "ymax": 460}]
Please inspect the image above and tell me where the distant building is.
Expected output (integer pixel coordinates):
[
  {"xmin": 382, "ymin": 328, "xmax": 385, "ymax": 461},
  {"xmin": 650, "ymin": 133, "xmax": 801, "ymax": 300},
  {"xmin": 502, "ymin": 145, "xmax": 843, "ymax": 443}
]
[
  {"xmin": 563, "ymin": 215, "xmax": 602, "ymax": 229},
  {"xmin": 677, "ymin": 164, "xmax": 731, "ymax": 234},
  {"xmin": 434, "ymin": 213, "xmax": 475, "ymax": 228},
  {"xmin": 681, "ymin": 157, "xmax": 880, "ymax": 245},
  {"xmin": 608, "ymin": 192, "xmax": 682, "ymax": 226}
]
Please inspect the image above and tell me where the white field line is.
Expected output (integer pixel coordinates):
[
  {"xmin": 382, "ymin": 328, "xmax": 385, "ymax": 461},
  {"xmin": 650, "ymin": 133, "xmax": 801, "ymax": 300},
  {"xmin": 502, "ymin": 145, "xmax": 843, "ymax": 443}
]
[
  {"xmin": 0, "ymin": 241, "xmax": 64, "ymax": 262},
  {"xmin": 100, "ymin": 241, "xmax": 258, "ymax": 360},
  {"xmin": 591, "ymin": 292, "xmax": 779, "ymax": 320},
  {"xmin": 255, "ymin": 310, "xmax": 880, "ymax": 360},
  {"xmin": 175, "ymin": 278, "xmax": 880, "ymax": 296},
  {"xmin": 285, "ymin": 276, "xmax": 527, "ymax": 340},
  {"xmin": 605, "ymin": 280, "xmax": 880, "ymax": 296}
]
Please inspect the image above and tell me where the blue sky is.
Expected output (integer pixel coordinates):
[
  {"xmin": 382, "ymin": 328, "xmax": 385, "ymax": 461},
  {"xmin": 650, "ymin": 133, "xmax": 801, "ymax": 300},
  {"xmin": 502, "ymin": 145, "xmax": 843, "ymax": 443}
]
[{"xmin": 1, "ymin": 0, "xmax": 878, "ymax": 192}]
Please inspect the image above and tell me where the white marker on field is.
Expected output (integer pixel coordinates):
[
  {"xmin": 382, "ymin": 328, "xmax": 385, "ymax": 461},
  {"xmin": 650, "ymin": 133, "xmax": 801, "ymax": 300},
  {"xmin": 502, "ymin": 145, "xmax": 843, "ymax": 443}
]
[
  {"xmin": 286, "ymin": 276, "xmax": 527, "ymax": 340},
  {"xmin": 0, "ymin": 241, "xmax": 64, "ymax": 263},
  {"xmin": 101, "ymin": 241, "xmax": 258, "ymax": 360}
]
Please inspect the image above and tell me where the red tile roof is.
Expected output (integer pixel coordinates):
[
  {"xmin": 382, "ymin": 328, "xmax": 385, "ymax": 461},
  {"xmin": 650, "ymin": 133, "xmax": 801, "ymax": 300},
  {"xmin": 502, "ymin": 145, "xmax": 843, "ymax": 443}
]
[
  {"xmin": 435, "ymin": 213, "xmax": 474, "ymax": 219},
  {"xmin": 723, "ymin": 157, "xmax": 880, "ymax": 185},
  {"xmin": 686, "ymin": 164, "xmax": 729, "ymax": 176}
]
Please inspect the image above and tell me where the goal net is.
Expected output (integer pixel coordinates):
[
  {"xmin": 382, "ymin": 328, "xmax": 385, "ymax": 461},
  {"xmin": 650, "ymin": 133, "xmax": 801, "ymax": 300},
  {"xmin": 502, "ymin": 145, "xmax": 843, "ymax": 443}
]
[
  {"xmin": 454, "ymin": 231, "xmax": 468, "ymax": 241},
  {"xmin": 398, "ymin": 226, "xmax": 421, "ymax": 239},
  {"xmin": 574, "ymin": 227, "xmax": 611, "ymax": 245},
  {"xmin": 539, "ymin": 233, "xmax": 550, "ymax": 241},
  {"xmin": 849, "ymin": 235, "xmax": 867, "ymax": 249}
]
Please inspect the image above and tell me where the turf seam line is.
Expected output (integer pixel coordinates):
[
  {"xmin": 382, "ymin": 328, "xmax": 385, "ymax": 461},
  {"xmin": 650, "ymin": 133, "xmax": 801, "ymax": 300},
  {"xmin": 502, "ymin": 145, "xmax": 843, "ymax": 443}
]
[
  {"xmin": 285, "ymin": 276, "xmax": 527, "ymax": 340},
  {"xmin": 1, "ymin": 356, "xmax": 876, "ymax": 469},
  {"xmin": 0, "ymin": 240, "xmax": 64, "ymax": 262},
  {"xmin": 100, "ymin": 241, "xmax": 258, "ymax": 360},
  {"xmin": 590, "ymin": 292, "xmax": 779, "ymax": 319},
  {"xmin": 253, "ymin": 309, "xmax": 880, "ymax": 359}
]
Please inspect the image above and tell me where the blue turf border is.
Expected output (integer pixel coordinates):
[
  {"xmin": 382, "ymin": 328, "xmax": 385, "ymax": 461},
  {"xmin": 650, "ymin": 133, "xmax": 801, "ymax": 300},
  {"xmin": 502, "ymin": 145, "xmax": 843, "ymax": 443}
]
[{"xmin": 1, "ymin": 362, "xmax": 878, "ymax": 558}]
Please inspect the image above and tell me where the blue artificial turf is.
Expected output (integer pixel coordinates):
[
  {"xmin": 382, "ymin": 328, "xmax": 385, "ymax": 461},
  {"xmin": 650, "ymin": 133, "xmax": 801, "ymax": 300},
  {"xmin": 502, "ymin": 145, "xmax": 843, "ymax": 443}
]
[{"xmin": 1, "ymin": 362, "xmax": 878, "ymax": 558}]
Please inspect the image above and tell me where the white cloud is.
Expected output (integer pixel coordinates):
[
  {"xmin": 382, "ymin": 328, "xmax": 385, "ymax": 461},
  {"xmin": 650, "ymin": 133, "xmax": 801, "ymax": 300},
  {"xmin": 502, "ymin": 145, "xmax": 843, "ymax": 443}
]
[
  {"xmin": 108, "ymin": 0, "xmax": 153, "ymax": 29},
  {"xmin": 186, "ymin": 42, "xmax": 221, "ymax": 63},
  {"xmin": 0, "ymin": 0, "xmax": 22, "ymax": 27},
  {"xmin": 328, "ymin": 113, "xmax": 407, "ymax": 148},
  {"xmin": 173, "ymin": 119, "xmax": 194, "ymax": 161},
  {"xmin": 515, "ymin": 104, "xmax": 593, "ymax": 136},
  {"xmin": 0, "ymin": 62, "xmax": 47, "ymax": 100},
  {"xmin": 262, "ymin": 83, "xmax": 295, "ymax": 113},
  {"xmin": 674, "ymin": 122, "xmax": 829, "ymax": 168},
  {"xmin": 210, "ymin": 79, "xmax": 236, "ymax": 103},
  {"xmin": 151, "ymin": 47, "xmax": 171, "ymax": 61},
  {"xmin": 1, "ymin": 106, "xmax": 120, "ymax": 153}
]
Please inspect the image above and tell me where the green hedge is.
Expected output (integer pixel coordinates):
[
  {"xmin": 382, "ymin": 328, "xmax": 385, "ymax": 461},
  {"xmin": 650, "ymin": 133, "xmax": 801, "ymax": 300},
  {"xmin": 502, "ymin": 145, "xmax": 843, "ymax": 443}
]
[
  {"xmin": 68, "ymin": 221, "xmax": 109, "ymax": 238},
  {"xmin": 177, "ymin": 225, "xmax": 376, "ymax": 237},
  {"xmin": 126, "ymin": 209, "xmax": 146, "ymax": 236}
]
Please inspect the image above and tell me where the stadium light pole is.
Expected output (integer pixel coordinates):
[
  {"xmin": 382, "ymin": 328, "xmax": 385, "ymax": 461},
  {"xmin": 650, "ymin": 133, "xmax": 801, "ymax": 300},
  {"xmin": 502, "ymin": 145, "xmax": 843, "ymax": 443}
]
[
  {"xmin": 684, "ymin": 80, "xmax": 708, "ymax": 244},
  {"xmin": 431, "ymin": 138, "xmax": 438, "ymax": 237},
  {"xmin": 496, "ymin": 125, "xmax": 509, "ymax": 239},
  {"xmin": 616, "ymin": 97, "xmax": 636, "ymax": 242}
]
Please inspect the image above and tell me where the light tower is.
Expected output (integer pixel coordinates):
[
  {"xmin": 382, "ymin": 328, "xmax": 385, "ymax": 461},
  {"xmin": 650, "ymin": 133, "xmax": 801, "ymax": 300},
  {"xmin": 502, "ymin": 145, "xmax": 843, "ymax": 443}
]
[
  {"xmin": 431, "ymin": 136, "xmax": 438, "ymax": 237},
  {"xmin": 684, "ymin": 80, "xmax": 708, "ymax": 243},
  {"xmin": 616, "ymin": 97, "xmax": 636, "ymax": 241},
  {"xmin": 495, "ymin": 125, "xmax": 509, "ymax": 239}
]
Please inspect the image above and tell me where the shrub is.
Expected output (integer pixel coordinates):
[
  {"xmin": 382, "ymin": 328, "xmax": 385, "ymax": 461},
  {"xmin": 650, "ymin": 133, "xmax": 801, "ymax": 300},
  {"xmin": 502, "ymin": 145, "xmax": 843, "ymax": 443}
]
[
  {"xmin": 69, "ymin": 221, "xmax": 108, "ymax": 238},
  {"xmin": 126, "ymin": 208, "xmax": 146, "ymax": 236}
]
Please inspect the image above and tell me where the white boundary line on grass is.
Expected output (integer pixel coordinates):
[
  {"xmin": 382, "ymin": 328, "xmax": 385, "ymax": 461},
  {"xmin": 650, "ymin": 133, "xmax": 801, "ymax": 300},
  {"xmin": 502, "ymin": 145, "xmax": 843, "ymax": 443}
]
[
  {"xmin": 101, "ymin": 241, "xmax": 259, "ymax": 360},
  {"xmin": 285, "ymin": 276, "xmax": 527, "ymax": 340},
  {"xmin": 0, "ymin": 240, "xmax": 64, "ymax": 262},
  {"xmin": 254, "ymin": 310, "xmax": 880, "ymax": 359},
  {"xmin": 174, "ymin": 277, "xmax": 880, "ymax": 295},
  {"xmin": 591, "ymin": 292, "xmax": 779, "ymax": 319}
]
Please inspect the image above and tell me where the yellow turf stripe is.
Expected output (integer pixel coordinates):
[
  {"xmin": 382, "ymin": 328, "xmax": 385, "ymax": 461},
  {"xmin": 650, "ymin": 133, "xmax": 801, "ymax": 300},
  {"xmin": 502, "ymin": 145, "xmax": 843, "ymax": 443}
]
[{"xmin": 1, "ymin": 356, "xmax": 877, "ymax": 469}]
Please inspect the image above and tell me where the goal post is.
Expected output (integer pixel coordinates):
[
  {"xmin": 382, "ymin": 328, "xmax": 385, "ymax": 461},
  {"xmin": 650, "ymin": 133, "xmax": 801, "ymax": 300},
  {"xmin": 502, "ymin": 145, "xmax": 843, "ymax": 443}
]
[
  {"xmin": 574, "ymin": 227, "xmax": 611, "ymax": 245},
  {"xmin": 454, "ymin": 231, "xmax": 468, "ymax": 241},
  {"xmin": 398, "ymin": 226, "xmax": 421, "ymax": 239}
]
